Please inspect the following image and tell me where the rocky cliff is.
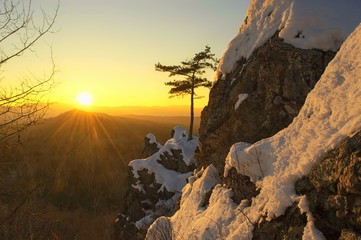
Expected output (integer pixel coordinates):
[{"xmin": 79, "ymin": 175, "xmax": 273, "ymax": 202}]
[
  {"xmin": 146, "ymin": 0, "xmax": 361, "ymax": 239},
  {"xmin": 147, "ymin": 22, "xmax": 361, "ymax": 239},
  {"xmin": 199, "ymin": 33, "xmax": 335, "ymax": 172}
]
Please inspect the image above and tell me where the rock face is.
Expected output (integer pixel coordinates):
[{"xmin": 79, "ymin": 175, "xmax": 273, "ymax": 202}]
[
  {"xmin": 199, "ymin": 33, "xmax": 335, "ymax": 172},
  {"xmin": 114, "ymin": 127, "xmax": 197, "ymax": 240},
  {"xmin": 253, "ymin": 203, "xmax": 307, "ymax": 240},
  {"xmin": 295, "ymin": 131, "xmax": 361, "ymax": 239},
  {"xmin": 142, "ymin": 134, "xmax": 161, "ymax": 158},
  {"xmin": 249, "ymin": 131, "xmax": 361, "ymax": 239},
  {"xmin": 222, "ymin": 167, "xmax": 258, "ymax": 204}
]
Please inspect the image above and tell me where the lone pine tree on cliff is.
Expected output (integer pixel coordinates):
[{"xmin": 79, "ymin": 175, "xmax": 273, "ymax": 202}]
[{"xmin": 155, "ymin": 46, "xmax": 218, "ymax": 141}]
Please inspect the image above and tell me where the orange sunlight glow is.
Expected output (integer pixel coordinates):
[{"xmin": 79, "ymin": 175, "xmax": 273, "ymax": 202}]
[{"xmin": 77, "ymin": 92, "xmax": 93, "ymax": 106}]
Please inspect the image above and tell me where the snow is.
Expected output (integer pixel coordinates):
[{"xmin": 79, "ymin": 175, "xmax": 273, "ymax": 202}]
[
  {"xmin": 129, "ymin": 126, "xmax": 198, "ymax": 192},
  {"xmin": 224, "ymin": 142, "xmax": 266, "ymax": 182},
  {"xmin": 146, "ymin": 133, "xmax": 162, "ymax": 148},
  {"xmin": 146, "ymin": 216, "xmax": 173, "ymax": 239},
  {"xmin": 148, "ymin": 23, "xmax": 361, "ymax": 239},
  {"xmin": 146, "ymin": 133, "xmax": 157, "ymax": 143},
  {"xmin": 218, "ymin": 0, "xmax": 361, "ymax": 77},
  {"xmin": 135, "ymin": 215, "xmax": 154, "ymax": 230},
  {"xmin": 135, "ymin": 193, "xmax": 181, "ymax": 230},
  {"xmin": 234, "ymin": 94, "xmax": 249, "ymax": 110},
  {"xmin": 131, "ymin": 182, "xmax": 145, "ymax": 193},
  {"xmin": 280, "ymin": 1, "xmax": 361, "ymax": 52},
  {"xmin": 297, "ymin": 196, "xmax": 326, "ymax": 240},
  {"xmin": 147, "ymin": 165, "xmax": 226, "ymax": 239}
]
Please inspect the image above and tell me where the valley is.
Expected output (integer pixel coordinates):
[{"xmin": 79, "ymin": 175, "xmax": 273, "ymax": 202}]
[{"xmin": 0, "ymin": 109, "xmax": 199, "ymax": 239}]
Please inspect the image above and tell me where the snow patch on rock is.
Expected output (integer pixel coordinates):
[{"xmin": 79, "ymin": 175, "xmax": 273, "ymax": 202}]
[
  {"xmin": 235, "ymin": 94, "xmax": 249, "ymax": 110},
  {"xmin": 146, "ymin": 133, "xmax": 162, "ymax": 148},
  {"xmin": 130, "ymin": 126, "xmax": 198, "ymax": 192},
  {"xmin": 218, "ymin": 0, "xmax": 361, "ymax": 77},
  {"xmin": 298, "ymin": 195, "xmax": 326, "ymax": 240}
]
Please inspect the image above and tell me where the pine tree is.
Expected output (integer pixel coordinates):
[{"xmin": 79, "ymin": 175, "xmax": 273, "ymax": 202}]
[{"xmin": 155, "ymin": 46, "xmax": 218, "ymax": 141}]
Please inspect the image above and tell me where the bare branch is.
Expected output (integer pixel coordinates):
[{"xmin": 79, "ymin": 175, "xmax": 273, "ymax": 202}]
[
  {"xmin": 237, "ymin": 208, "xmax": 255, "ymax": 227},
  {"xmin": 0, "ymin": 0, "xmax": 59, "ymax": 65},
  {"xmin": 0, "ymin": 0, "xmax": 59, "ymax": 143}
]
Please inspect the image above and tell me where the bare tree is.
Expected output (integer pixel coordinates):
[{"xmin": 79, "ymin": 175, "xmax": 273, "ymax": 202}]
[
  {"xmin": 0, "ymin": 0, "xmax": 59, "ymax": 143},
  {"xmin": 0, "ymin": 1, "xmax": 59, "ymax": 238}
]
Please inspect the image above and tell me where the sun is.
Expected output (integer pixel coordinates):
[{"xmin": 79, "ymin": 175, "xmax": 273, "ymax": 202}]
[{"xmin": 77, "ymin": 92, "xmax": 93, "ymax": 106}]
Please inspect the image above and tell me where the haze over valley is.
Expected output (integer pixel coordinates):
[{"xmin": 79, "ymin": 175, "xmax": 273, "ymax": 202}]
[{"xmin": 0, "ymin": 109, "xmax": 200, "ymax": 238}]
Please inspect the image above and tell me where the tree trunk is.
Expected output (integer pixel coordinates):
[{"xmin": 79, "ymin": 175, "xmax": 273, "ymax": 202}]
[{"xmin": 188, "ymin": 78, "xmax": 195, "ymax": 141}]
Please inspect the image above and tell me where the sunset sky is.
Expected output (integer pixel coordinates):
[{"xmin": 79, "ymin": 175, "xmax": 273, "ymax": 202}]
[{"xmin": 3, "ymin": 0, "xmax": 249, "ymax": 109}]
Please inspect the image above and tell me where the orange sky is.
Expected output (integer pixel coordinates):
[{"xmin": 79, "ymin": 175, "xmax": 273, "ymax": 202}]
[{"xmin": 2, "ymin": 0, "xmax": 249, "ymax": 111}]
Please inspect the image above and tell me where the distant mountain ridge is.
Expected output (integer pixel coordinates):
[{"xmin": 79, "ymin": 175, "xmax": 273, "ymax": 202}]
[{"xmin": 46, "ymin": 104, "xmax": 203, "ymax": 117}]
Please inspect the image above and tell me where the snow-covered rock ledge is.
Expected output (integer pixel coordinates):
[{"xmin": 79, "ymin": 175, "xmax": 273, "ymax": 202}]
[
  {"xmin": 114, "ymin": 127, "xmax": 198, "ymax": 240},
  {"xmin": 130, "ymin": 126, "xmax": 197, "ymax": 193}
]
